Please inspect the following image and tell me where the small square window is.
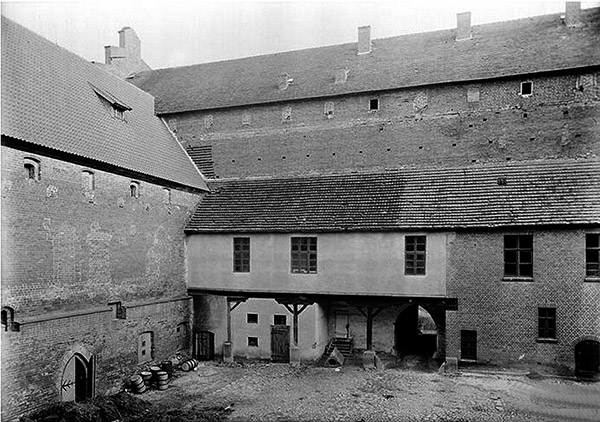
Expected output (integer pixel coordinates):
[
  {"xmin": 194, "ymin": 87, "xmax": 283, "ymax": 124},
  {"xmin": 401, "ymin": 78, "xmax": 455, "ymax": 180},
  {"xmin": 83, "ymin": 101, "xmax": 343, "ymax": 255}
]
[
  {"xmin": 520, "ymin": 81, "xmax": 533, "ymax": 97},
  {"xmin": 24, "ymin": 158, "xmax": 40, "ymax": 181},
  {"xmin": 82, "ymin": 170, "xmax": 95, "ymax": 190},
  {"xmin": 369, "ymin": 98, "xmax": 379, "ymax": 111},
  {"xmin": 248, "ymin": 337, "xmax": 259, "ymax": 347},
  {"xmin": 247, "ymin": 313, "xmax": 258, "ymax": 324},
  {"xmin": 274, "ymin": 315, "xmax": 287, "ymax": 325}
]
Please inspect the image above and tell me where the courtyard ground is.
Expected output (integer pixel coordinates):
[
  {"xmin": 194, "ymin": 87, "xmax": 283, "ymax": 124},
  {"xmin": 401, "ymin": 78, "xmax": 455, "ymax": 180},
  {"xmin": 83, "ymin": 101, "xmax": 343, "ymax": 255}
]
[{"xmin": 137, "ymin": 356, "xmax": 600, "ymax": 422}]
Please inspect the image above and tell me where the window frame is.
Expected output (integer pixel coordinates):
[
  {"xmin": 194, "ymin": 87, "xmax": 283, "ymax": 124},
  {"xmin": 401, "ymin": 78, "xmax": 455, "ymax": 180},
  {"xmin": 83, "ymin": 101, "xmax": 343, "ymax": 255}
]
[
  {"xmin": 405, "ymin": 235, "xmax": 427, "ymax": 276},
  {"xmin": 503, "ymin": 234, "xmax": 533, "ymax": 280},
  {"xmin": 129, "ymin": 181, "xmax": 140, "ymax": 198},
  {"xmin": 247, "ymin": 336, "xmax": 259, "ymax": 347},
  {"xmin": 290, "ymin": 237, "xmax": 317, "ymax": 274},
  {"xmin": 460, "ymin": 330, "xmax": 477, "ymax": 361},
  {"xmin": 233, "ymin": 237, "xmax": 250, "ymax": 273},
  {"xmin": 520, "ymin": 81, "xmax": 533, "ymax": 97},
  {"xmin": 537, "ymin": 307, "xmax": 557, "ymax": 342},
  {"xmin": 24, "ymin": 157, "xmax": 41, "ymax": 181},
  {"xmin": 273, "ymin": 314, "xmax": 287, "ymax": 326},
  {"xmin": 585, "ymin": 233, "xmax": 600, "ymax": 280},
  {"xmin": 246, "ymin": 313, "xmax": 258, "ymax": 324},
  {"xmin": 369, "ymin": 98, "xmax": 379, "ymax": 111},
  {"xmin": 82, "ymin": 170, "xmax": 95, "ymax": 191}
]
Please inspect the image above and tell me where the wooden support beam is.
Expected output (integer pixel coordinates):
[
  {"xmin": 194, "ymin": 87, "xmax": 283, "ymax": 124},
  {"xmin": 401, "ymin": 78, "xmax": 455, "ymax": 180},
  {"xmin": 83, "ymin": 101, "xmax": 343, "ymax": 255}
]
[{"xmin": 281, "ymin": 302, "xmax": 311, "ymax": 346}]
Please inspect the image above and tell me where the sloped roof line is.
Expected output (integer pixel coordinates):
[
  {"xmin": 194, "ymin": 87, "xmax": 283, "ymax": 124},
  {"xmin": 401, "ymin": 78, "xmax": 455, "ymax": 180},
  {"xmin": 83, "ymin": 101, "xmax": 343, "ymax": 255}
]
[{"xmin": 186, "ymin": 159, "xmax": 600, "ymax": 233}]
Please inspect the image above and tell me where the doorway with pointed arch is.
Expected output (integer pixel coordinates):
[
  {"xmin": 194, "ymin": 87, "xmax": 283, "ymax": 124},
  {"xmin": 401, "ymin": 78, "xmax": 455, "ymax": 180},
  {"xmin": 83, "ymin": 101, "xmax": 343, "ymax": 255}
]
[{"xmin": 60, "ymin": 351, "xmax": 95, "ymax": 402}]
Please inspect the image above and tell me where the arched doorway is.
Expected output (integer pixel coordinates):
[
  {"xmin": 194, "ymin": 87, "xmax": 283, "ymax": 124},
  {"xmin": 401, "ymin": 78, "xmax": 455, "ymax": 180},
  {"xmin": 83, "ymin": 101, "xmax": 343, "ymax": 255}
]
[
  {"xmin": 61, "ymin": 353, "xmax": 94, "ymax": 402},
  {"xmin": 575, "ymin": 340, "xmax": 600, "ymax": 379},
  {"xmin": 395, "ymin": 305, "xmax": 438, "ymax": 357}
]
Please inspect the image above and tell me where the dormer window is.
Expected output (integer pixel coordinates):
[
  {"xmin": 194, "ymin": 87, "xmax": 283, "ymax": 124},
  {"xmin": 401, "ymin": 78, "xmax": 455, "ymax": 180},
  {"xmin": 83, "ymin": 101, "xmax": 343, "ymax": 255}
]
[
  {"xmin": 90, "ymin": 83, "xmax": 131, "ymax": 121},
  {"xmin": 278, "ymin": 73, "xmax": 293, "ymax": 91},
  {"xmin": 24, "ymin": 157, "xmax": 40, "ymax": 181},
  {"xmin": 520, "ymin": 81, "xmax": 533, "ymax": 97},
  {"xmin": 130, "ymin": 181, "xmax": 140, "ymax": 198},
  {"xmin": 334, "ymin": 68, "xmax": 349, "ymax": 85}
]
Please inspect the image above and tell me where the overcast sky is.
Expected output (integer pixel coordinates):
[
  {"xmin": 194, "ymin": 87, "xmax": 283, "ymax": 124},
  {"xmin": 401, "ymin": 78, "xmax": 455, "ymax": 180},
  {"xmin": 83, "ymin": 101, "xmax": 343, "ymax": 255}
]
[{"xmin": 2, "ymin": 1, "xmax": 599, "ymax": 69}]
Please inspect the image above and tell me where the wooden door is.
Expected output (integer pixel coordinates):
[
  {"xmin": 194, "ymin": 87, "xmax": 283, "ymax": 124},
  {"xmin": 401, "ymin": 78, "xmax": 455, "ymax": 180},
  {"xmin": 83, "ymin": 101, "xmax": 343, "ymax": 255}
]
[
  {"xmin": 61, "ymin": 354, "xmax": 93, "ymax": 402},
  {"xmin": 271, "ymin": 325, "xmax": 290, "ymax": 362},
  {"xmin": 193, "ymin": 331, "xmax": 215, "ymax": 361},
  {"xmin": 335, "ymin": 312, "xmax": 349, "ymax": 338},
  {"xmin": 575, "ymin": 340, "xmax": 600, "ymax": 378}
]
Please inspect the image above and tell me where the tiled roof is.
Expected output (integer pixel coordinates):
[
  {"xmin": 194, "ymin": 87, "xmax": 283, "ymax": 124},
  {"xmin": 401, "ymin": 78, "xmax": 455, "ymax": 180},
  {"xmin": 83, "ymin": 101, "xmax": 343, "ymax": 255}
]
[
  {"xmin": 1, "ymin": 17, "xmax": 208, "ymax": 192},
  {"xmin": 186, "ymin": 159, "xmax": 600, "ymax": 233},
  {"xmin": 131, "ymin": 8, "xmax": 600, "ymax": 114}
]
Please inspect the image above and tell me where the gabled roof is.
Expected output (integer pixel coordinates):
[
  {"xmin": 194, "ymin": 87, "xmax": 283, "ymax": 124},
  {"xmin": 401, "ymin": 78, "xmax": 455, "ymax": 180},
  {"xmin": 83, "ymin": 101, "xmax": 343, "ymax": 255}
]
[
  {"xmin": 131, "ymin": 8, "xmax": 600, "ymax": 114},
  {"xmin": 186, "ymin": 159, "xmax": 600, "ymax": 233},
  {"xmin": 1, "ymin": 17, "xmax": 208, "ymax": 192}
]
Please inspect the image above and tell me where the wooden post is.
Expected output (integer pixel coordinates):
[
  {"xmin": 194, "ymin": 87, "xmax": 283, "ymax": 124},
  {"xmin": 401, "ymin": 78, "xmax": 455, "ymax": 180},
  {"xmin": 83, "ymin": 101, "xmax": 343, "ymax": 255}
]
[
  {"xmin": 293, "ymin": 304, "xmax": 299, "ymax": 346},
  {"xmin": 226, "ymin": 302, "xmax": 232, "ymax": 343},
  {"xmin": 366, "ymin": 307, "xmax": 373, "ymax": 351}
]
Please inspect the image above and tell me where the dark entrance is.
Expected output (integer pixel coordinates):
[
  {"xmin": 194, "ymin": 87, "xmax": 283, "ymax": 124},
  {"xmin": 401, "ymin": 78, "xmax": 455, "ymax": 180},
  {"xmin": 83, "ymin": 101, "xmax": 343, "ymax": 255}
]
[
  {"xmin": 395, "ymin": 305, "xmax": 437, "ymax": 357},
  {"xmin": 575, "ymin": 340, "xmax": 600, "ymax": 379},
  {"xmin": 61, "ymin": 353, "xmax": 93, "ymax": 402},
  {"xmin": 193, "ymin": 330, "xmax": 215, "ymax": 361},
  {"xmin": 271, "ymin": 325, "xmax": 290, "ymax": 362}
]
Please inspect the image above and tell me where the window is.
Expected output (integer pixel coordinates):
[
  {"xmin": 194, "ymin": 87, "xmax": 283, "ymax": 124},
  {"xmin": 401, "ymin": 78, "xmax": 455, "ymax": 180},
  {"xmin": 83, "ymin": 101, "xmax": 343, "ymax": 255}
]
[
  {"xmin": 113, "ymin": 107, "xmax": 126, "ymax": 120},
  {"xmin": 369, "ymin": 98, "xmax": 379, "ymax": 111},
  {"xmin": 163, "ymin": 188, "xmax": 171, "ymax": 204},
  {"xmin": 405, "ymin": 236, "xmax": 426, "ymax": 275},
  {"xmin": 324, "ymin": 102, "xmax": 334, "ymax": 119},
  {"xmin": 291, "ymin": 237, "xmax": 317, "ymax": 274},
  {"xmin": 282, "ymin": 106, "xmax": 292, "ymax": 122},
  {"xmin": 504, "ymin": 235, "xmax": 533, "ymax": 278},
  {"xmin": 233, "ymin": 237, "xmax": 250, "ymax": 273},
  {"xmin": 538, "ymin": 307, "xmax": 556, "ymax": 340},
  {"xmin": 242, "ymin": 111, "xmax": 251, "ymax": 126},
  {"xmin": 273, "ymin": 315, "xmax": 287, "ymax": 325},
  {"xmin": 82, "ymin": 170, "xmax": 95, "ymax": 190},
  {"xmin": 247, "ymin": 313, "xmax": 258, "ymax": 324},
  {"xmin": 248, "ymin": 337, "xmax": 259, "ymax": 347},
  {"xmin": 204, "ymin": 114, "xmax": 213, "ymax": 129},
  {"xmin": 586, "ymin": 234, "xmax": 600, "ymax": 278},
  {"xmin": 461, "ymin": 330, "xmax": 477, "ymax": 360},
  {"xmin": 130, "ymin": 181, "xmax": 140, "ymax": 198},
  {"xmin": 23, "ymin": 158, "xmax": 40, "ymax": 180},
  {"xmin": 520, "ymin": 81, "xmax": 533, "ymax": 97}
]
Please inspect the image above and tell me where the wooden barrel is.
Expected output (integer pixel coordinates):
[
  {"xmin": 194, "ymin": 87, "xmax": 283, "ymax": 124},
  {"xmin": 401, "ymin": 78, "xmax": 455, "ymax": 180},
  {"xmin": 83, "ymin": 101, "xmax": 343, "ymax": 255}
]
[
  {"xmin": 156, "ymin": 370, "xmax": 169, "ymax": 390},
  {"xmin": 150, "ymin": 366, "xmax": 162, "ymax": 384},
  {"xmin": 130, "ymin": 375, "xmax": 146, "ymax": 394},
  {"xmin": 140, "ymin": 371, "xmax": 153, "ymax": 386},
  {"xmin": 181, "ymin": 358, "xmax": 199, "ymax": 372},
  {"xmin": 160, "ymin": 360, "xmax": 173, "ymax": 378}
]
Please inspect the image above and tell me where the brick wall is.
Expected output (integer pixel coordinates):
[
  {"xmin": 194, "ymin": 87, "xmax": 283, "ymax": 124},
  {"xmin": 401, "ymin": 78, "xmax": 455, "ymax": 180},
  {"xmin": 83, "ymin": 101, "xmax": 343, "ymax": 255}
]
[
  {"xmin": 446, "ymin": 229, "xmax": 600, "ymax": 370},
  {"xmin": 1, "ymin": 145, "xmax": 202, "ymax": 421},
  {"xmin": 166, "ymin": 71, "xmax": 600, "ymax": 178}
]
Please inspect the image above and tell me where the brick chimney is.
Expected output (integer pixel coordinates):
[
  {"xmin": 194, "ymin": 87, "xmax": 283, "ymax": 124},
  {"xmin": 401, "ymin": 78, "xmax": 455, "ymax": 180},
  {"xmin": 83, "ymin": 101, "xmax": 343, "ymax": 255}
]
[
  {"xmin": 100, "ymin": 27, "xmax": 151, "ymax": 79},
  {"xmin": 456, "ymin": 12, "xmax": 472, "ymax": 41},
  {"xmin": 357, "ymin": 26, "xmax": 371, "ymax": 55},
  {"xmin": 565, "ymin": 2, "xmax": 582, "ymax": 27}
]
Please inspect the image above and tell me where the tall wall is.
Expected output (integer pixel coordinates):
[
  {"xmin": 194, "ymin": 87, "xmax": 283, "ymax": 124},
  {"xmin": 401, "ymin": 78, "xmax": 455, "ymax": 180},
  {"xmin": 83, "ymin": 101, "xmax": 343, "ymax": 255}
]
[
  {"xmin": 1, "ymin": 145, "xmax": 202, "ymax": 421},
  {"xmin": 446, "ymin": 229, "xmax": 600, "ymax": 370},
  {"xmin": 167, "ymin": 71, "xmax": 600, "ymax": 178}
]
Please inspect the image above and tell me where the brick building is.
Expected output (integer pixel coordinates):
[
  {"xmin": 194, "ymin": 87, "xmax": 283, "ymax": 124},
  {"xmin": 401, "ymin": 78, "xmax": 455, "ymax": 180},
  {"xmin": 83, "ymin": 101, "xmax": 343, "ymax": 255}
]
[
  {"xmin": 128, "ymin": 3, "xmax": 600, "ymax": 375},
  {"xmin": 1, "ymin": 2, "xmax": 599, "ymax": 420},
  {"xmin": 1, "ymin": 17, "xmax": 207, "ymax": 420}
]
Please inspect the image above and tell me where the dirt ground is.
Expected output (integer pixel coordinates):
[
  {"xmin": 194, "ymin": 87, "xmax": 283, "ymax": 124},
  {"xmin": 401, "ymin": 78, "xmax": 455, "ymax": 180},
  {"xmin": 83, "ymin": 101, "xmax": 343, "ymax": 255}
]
[
  {"xmin": 22, "ymin": 356, "xmax": 600, "ymax": 422},
  {"xmin": 138, "ymin": 356, "xmax": 600, "ymax": 422}
]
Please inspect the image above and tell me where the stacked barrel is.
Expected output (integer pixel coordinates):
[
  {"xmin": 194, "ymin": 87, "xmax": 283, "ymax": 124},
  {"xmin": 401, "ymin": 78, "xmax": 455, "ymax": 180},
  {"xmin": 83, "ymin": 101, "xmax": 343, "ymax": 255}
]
[{"xmin": 130, "ymin": 356, "xmax": 198, "ymax": 394}]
